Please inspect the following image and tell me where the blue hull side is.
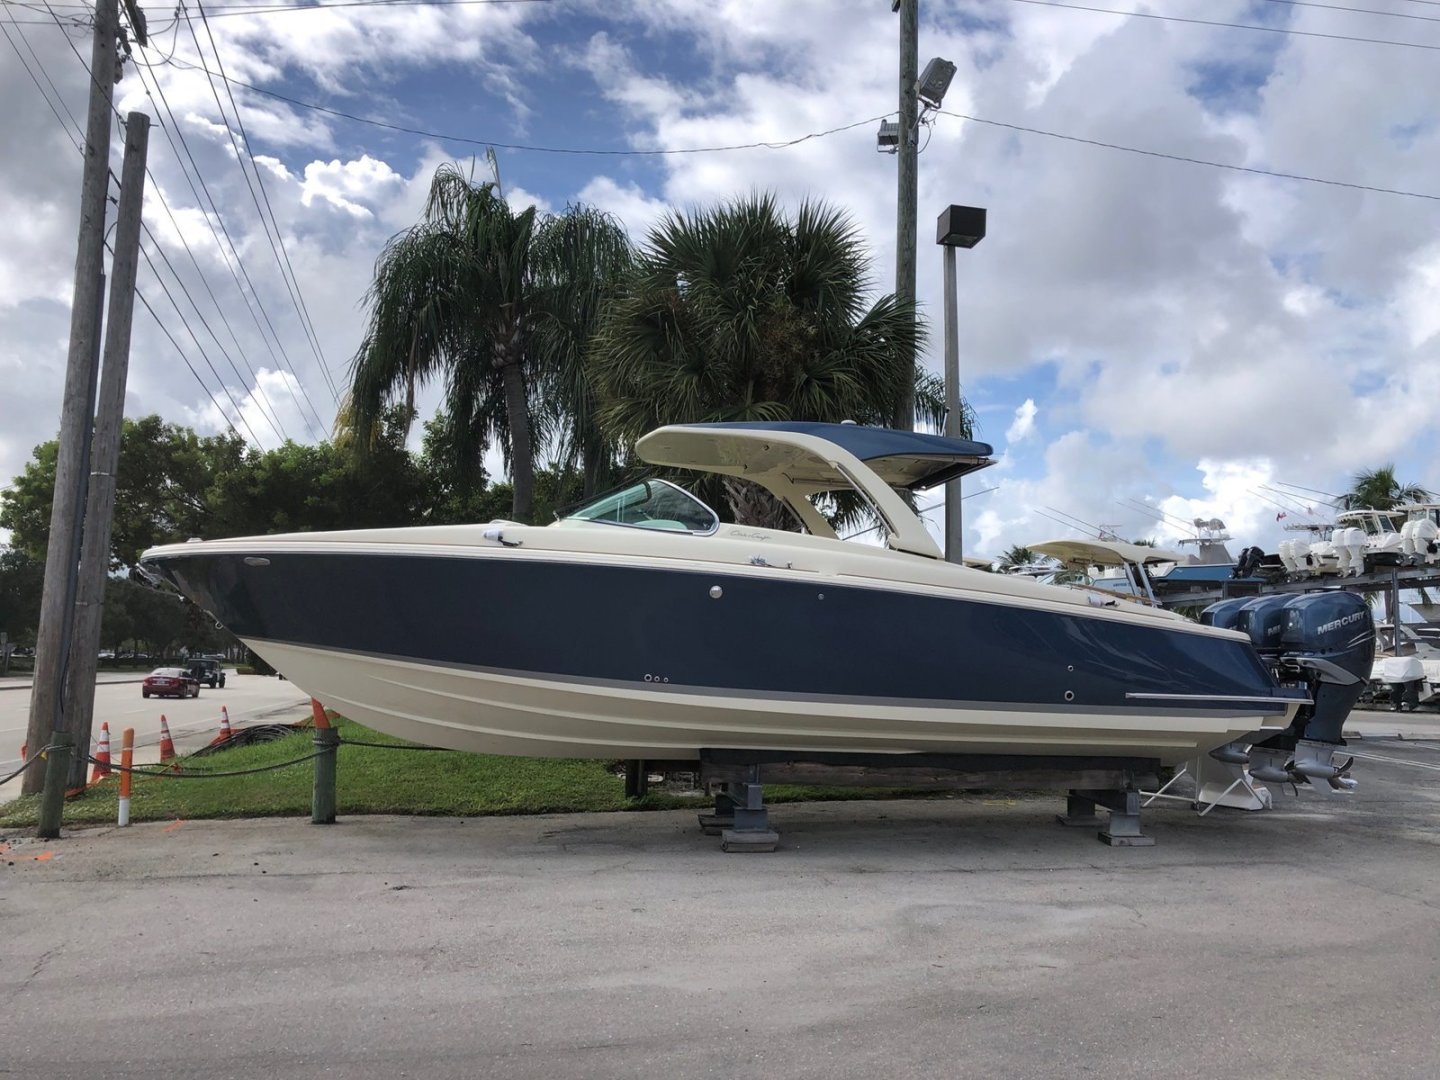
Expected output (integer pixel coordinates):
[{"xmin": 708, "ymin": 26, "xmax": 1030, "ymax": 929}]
[{"xmin": 146, "ymin": 550, "xmax": 1293, "ymax": 716}]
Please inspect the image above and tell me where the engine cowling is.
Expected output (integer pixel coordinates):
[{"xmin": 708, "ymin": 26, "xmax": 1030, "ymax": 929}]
[{"xmin": 1278, "ymin": 592, "xmax": 1374, "ymax": 744}]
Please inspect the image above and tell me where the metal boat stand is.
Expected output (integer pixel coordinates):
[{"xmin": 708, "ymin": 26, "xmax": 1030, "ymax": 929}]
[
  {"xmin": 1055, "ymin": 787, "xmax": 1155, "ymax": 846},
  {"xmin": 1140, "ymin": 756, "xmax": 1272, "ymax": 818},
  {"xmin": 697, "ymin": 762, "xmax": 780, "ymax": 852},
  {"xmin": 698, "ymin": 750, "xmax": 1161, "ymax": 852}
]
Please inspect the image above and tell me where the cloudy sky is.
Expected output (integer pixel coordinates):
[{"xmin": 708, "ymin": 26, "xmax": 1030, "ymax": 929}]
[{"xmin": 2, "ymin": 0, "xmax": 1439, "ymax": 559}]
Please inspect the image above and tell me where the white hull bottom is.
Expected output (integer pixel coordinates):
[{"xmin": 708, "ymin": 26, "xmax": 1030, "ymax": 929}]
[{"xmin": 253, "ymin": 640, "xmax": 1291, "ymax": 767}]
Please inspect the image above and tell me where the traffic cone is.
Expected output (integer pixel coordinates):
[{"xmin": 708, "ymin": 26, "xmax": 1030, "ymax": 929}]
[
  {"xmin": 209, "ymin": 705, "xmax": 234, "ymax": 747},
  {"xmin": 158, "ymin": 715, "xmax": 176, "ymax": 764},
  {"xmin": 89, "ymin": 722, "xmax": 112, "ymax": 784},
  {"xmin": 18, "ymin": 742, "xmax": 25, "ymax": 762}
]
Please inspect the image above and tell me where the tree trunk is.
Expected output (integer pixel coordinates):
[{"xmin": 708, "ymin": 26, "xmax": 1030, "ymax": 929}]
[
  {"xmin": 722, "ymin": 477, "xmax": 799, "ymax": 531},
  {"xmin": 499, "ymin": 348, "xmax": 534, "ymax": 523}
]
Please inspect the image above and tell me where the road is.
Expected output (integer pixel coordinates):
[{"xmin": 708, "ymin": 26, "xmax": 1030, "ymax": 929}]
[
  {"xmin": 2, "ymin": 735, "xmax": 1438, "ymax": 1079},
  {"xmin": 0, "ymin": 673, "xmax": 311, "ymax": 799}
]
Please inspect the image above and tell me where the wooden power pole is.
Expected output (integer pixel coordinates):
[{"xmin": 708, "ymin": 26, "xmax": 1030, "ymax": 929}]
[
  {"xmin": 62, "ymin": 112, "xmax": 151, "ymax": 794},
  {"xmin": 26, "ymin": 0, "xmax": 120, "ymax": 815},
  {"xmin": 894, "ymin": 0, "xmax": 919, "ymax": 431}
]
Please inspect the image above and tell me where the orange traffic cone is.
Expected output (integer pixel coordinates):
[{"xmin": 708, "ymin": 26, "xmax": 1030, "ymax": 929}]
[
  {"xmin": 89, "ymin": 722, "xmax": 112, "ymax": 784},
  {"xmin": 209, "ymin": 705, "xmax": 234, "ymax": 747},
  {"xmin": 158, "ymin": 715, "xmax": 176, "ymax": 764},
  {"xmin": 18, "ymin": 742, "xmax": 25, "ymax": 762}
]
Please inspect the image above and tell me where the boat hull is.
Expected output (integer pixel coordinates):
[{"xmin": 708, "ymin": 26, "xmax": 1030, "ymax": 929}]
[
  {"xmin": 245, "ymin": 637, "xmax": 1284, "ymax": 764},
  {"xmin": 145, "ymin": 546, "xmax": 1301, "ymax": 765}
]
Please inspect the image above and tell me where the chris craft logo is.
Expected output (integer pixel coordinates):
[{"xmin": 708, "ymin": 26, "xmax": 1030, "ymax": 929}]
[{"xmin": 1317, "ymin": 612, "xmax": 1367, "ymax": 634}]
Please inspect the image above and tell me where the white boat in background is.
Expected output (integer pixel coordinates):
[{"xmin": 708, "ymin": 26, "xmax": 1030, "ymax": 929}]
[
  {"xmin": 1399, "ymin": 503, "xmax": 1440, "ymax": 565},
  {"xmin": 1279, "ymin": 510, "xmax": 1405, "ymax": 577}
]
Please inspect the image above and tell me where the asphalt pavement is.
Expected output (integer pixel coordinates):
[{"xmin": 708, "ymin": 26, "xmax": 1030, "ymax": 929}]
[{"xmin": 2, "ymin": 733, "xmax": 1438, "ymax": 1080}]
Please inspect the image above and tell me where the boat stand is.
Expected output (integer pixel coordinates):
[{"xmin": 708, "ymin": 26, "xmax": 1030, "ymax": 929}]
[
  {"xmin": 697, "ymin": 764, "xmax": 780, "ymax": 852},
  {"xmin": 697, "ymin": 750, "xmax": 1161, "ymax": 852},
  {"xmin": 1055, "ymin": 787, "xmax": 1155, "ymax": 846},
  {"xmin": 1140, "ymin": 757, "xmax": 1272, "ymax": 817}
]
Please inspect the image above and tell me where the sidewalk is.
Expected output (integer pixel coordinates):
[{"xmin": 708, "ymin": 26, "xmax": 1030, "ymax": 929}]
[
  {"xmin": 1345, "ymin": 705, "xmax": 1440, "ymax": 741},
  {"xmin": 0, "ymin": 671, "xmax": 148, "ymax": 692}
]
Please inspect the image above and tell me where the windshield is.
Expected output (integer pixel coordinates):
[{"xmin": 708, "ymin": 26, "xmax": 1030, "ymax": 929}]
[{"xmin": 563, "ymin": 479, "xmax": 718, "ymax": 534}]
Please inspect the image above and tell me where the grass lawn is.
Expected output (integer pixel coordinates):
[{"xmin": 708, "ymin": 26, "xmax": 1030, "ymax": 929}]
[{"xmin": 0, "ymin": 717, "xmax": 969, "ymax": 829}]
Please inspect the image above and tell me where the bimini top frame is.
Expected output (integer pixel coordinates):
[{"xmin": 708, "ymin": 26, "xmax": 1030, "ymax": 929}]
[{"xmin": 636, "ymin": 422, "xmax": 995, "ymax": 560}]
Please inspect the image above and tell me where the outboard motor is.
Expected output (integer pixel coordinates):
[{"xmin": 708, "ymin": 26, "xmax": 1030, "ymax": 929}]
[
  {"xmin": 1279, "ymin": 592, "xmax": 1373, "ymax": 743},
  {"xmin": 1233, "ymin": 595, "xmax": 1294, "ymax": 664},
  {"xmin": 1253, "ymin": 592, "xmax": 1373, "ymax": 788},
  {"xmin": 1205, "ymin": 592, "xmax": 1372, "ymax": 790},
  {"xmin": 1199, "ymin": 597, "xmax": 1251, "ymax": 631}
]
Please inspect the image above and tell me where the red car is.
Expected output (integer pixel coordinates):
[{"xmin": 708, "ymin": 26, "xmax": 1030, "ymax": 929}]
[{"xmin": 142, "ymin": 667, "xmax": 200, "ymax": 699}]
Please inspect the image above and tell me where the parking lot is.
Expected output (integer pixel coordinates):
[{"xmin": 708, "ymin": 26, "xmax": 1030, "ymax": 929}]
[{"xmin": 3, "ymin": 732, "xmax": 1437, "ymax": 1080}]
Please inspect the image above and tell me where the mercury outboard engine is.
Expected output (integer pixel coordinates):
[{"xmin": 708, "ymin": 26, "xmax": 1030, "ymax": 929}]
[
  {"xmin": 1201, "ymin": 591, "xmax": 1372, "ymax": 789},
  {"xmin": 1234, "ymin": 595, "xmax": 1294, "ymax": 664},
  {"xmin": 1198, "ymin": 597, "xmax": 1250, "ymax": 632}
]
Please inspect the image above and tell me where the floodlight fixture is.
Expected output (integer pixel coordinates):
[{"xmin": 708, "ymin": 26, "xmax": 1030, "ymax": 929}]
[
  {"xmin": 916, "ymin": 57, "xmax": 956, "ymax": 109},
  {"xmin": 876, "ymin": 120, "xmax": 900, "ymax": 153},
  {"xmin": 936, "ymin": 204, "xmax": 986, "ymax": 249}
]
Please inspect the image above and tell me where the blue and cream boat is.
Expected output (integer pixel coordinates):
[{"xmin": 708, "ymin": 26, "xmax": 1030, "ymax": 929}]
[{"xmin": 140, "ymin": 422, "xmax": 1363, "ymax": 771}]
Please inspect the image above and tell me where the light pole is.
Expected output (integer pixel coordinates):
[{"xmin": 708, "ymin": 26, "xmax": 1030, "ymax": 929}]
[
  {"xmin": 882, "ymin": 0, "xmax": 957, "ymax": 430},
  {"xmin": 936, "ymin": 204, "xmax": 987, "ymax": 563}
]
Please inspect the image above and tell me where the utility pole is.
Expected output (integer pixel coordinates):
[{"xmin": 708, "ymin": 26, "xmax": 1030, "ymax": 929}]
[
  {"xmin": 62, "ymin": 113, "xmax": 151, "ymax": 794},
  {"xmin": 25, "ymin": 0, "xmax": 120, "ymax": 811},
  {"xmin": 893, "ymin": 0, "xmax": 919, "ymax": 431}
]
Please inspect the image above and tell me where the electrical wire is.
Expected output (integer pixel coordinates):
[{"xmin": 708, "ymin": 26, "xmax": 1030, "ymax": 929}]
[
  {"xmin": 937, "ymin": 109, "xmax": 1440, "ymax": 202},
  {"xmin": 152, "ymin": 52, "xmax": 896, "ymax": 156},
  {"xmin": 192, "ymin": 2, "xmax": 341, "ymax": 407},
  {"xmin": 34, "ymin": 0, "xmax": 302, "ymax": 444},
  {"xmin": 128, "ymin": 59, "xmax": 294, "ymax": 442},
  {"xmin": 138, "ymin": 243, "xmax": 272, "ymax": 447},
  {"xmin": 139, "ymin": 220, "xmax": 288, "ymax": 445},
  {"xmin": 126, "ymin": 47, "xmax": 324, "ymax": 433},
  {"xmin": 142, "ymin": 47, "xmax": 1440, "ymax": 203},
  {"xmin": 1263, "ymin": 0, "xmax": 1440, "ymax": 27},
  {"xmin": 169, "ymin": 5, "xmax": 331, "ymax": 435},
  {"xmin": 1004, "ymin": 0, "xmax": 1440, "ymax": 53}
]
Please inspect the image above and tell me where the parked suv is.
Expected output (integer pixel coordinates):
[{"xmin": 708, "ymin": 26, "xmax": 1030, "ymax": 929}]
[{"xmin": 187, "ymin": 658, "xmax": 226, "ymax": 689}]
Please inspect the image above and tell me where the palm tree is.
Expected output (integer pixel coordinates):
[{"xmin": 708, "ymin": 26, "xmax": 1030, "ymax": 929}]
[
  {"xmin": 588, "ymin": 194, "xmax": 950, "ymax": 527},
  {"xmin": 997, "ymin": 545, "xmax": 1037, "ymax": 572},
  {"xmin": 530, "ymin": 206, "xmax": 635, "ymax": 498},
  {"xmin": 350, "ymin": 165, "xmax": 636, "ymax": 521},
  {"xmin": 1337, "ymin": 465, "xmax": 1430, "ymax": 511}
]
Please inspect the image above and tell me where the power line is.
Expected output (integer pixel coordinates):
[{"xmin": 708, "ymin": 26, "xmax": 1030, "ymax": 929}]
[
  {"xmin": 153, "ymin": 51, "xmax": 895, "ymax": 156},
  {"xmin": 139, "ymin": 45, "xmax": 1438, "ymax": 204},
  {"xmin": 137, "ymin": 243, "xmax": 271, "ymax": 448},
  {"xmin": 139, "ymin": 218, "xmax": 290, "ymax": 444},
  {"xmin": 132, "ymin": 287, "xmax": 260, "ymax": 446},
  {"xmin": 128, "ymin": 55, "xmax": 300, "ymax": 441},
  {"xmin": 126, "ymin": 43, "xmax": 323, "ymax": 437},
  {"xmin": 937, "ymin": 110, "xmax": 1440, "ymax": 202},
  {"xmin": 1263, "ymin": 0, "xmax": 1440, "ymax": 26},
  {"xmin": 178, "ymin": 4, "xmax": 334, "ymax": 431},
  {"xmin": 36, "ymin": 0, "xmax": 296, "ymax": 443},
  {"xmin": 15, "ymin": 2, "xmax": 278, "ymax": 449},
  {"xmin": 1005, "ymin": 0, "xmax": 1440, "ymax": 52},
  {"xmin": 190, "ymin": 3, "xmax": 340, "ymax": 409}
]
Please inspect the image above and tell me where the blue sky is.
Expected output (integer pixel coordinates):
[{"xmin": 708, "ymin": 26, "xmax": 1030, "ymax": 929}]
[{"xmin": 4, "ymin": 0, "xmax": 1440, "ymax": 558}]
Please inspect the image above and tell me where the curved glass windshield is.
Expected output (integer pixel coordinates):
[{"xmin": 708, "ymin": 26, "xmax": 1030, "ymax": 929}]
[{"xmin": 564, "ymin": 479, "xmax": 718, "ymax": 534}]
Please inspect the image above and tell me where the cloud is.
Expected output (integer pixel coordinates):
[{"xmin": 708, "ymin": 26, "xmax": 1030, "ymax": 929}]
[
  {"xmin": 1005, "ymin": 398, "xmax": 1037, "ymax": 443},
  {"xmin": 6, "ymin": 0, "xmax": 1440, "ymax": 565}
]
